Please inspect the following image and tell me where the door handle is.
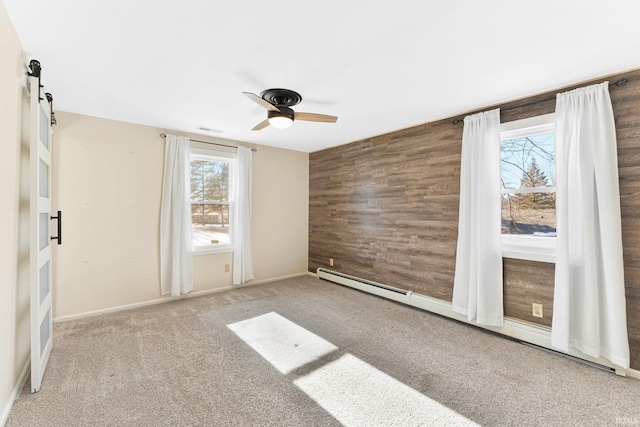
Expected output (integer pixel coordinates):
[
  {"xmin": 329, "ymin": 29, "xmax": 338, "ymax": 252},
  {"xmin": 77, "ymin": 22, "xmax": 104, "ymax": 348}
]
[{"xmin": 50, "ymin": 210, "xmax": 62, "ymax": 245}]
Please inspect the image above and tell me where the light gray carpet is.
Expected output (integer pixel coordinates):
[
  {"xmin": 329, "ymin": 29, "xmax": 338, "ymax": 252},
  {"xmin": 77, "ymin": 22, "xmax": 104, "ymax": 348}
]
[{"xmin": 6, "ymin": 275, "xmax": 640, "ymax": 426}]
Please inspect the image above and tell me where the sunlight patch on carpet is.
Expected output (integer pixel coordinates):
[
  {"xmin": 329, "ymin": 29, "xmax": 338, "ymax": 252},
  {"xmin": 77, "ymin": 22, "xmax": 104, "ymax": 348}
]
[
  {"xmin": 294, "ymin": 354, "xmax": 478, "ymax": 427},
  {"xmin": 227, "ymin": 312, "xmax": 338, "ymax": 374}
]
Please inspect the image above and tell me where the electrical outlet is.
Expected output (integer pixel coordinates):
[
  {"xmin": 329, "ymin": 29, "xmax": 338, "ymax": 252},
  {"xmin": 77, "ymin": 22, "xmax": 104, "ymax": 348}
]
[
  {"xmin": 224, "ymin": 264, "xmax": 230, "ymax": 273},
  {"xmin": 329, "ymin": 258, "xmax": 334, "ymax": 267},
  {"xmin": 532, "ymin": 303, "xmax": 543, "ymax": 318}
]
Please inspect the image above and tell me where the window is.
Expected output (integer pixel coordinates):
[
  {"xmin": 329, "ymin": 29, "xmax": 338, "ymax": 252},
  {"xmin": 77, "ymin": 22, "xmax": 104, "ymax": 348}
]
[
  {"xmin": 190, "ymin": 148, "xmax": 234, "ymax": 253},
  {"xmin": 500, "ymin": 113, "xmax": 556, "ymax": 262}
]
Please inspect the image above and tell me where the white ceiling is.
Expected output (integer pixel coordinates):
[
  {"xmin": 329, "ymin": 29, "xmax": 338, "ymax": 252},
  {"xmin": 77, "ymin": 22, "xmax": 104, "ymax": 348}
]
[{"xmin": 5, "ymin": 0, "xmax": 640, "ymax": 153}]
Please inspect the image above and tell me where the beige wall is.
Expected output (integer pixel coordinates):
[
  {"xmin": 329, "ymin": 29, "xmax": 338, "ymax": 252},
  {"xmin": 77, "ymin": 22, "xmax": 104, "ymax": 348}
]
[
  {"xmin": 252, "ymin": 144, "xmax": 309, "ymax": 280},
  {"xmin": 0, "ymin": 0, "xmax": 30, "ymax": 421},
  {"xmin": 52, "ymin": 112, "xmax": 308, "ymax": 318}
]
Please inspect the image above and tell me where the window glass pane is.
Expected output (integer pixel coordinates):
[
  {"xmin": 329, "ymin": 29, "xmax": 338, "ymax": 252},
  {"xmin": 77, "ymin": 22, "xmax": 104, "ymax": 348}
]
[
  {"xmin": 40, "ymin": 106, "xmax": 49, "ymax": 150},
  {"xmin": 39, "ymin": 213, "xmax": 49, "ymax": 250},
  {"xmin": 502, "ymin": 192, "xmax": 556, "ymax": 236},
  {"xmin": 39, "ymin": 261, "xmax": 50, "ymax": 304},
  {"xmin": 191, "ymin": 159, "xmax": 230, "ymax": 202},
  {"xmin": 192, "ymin": 204, "xmax": 230, "ymax": 246},
  {"xmin": 501, "ymin": 133, "xmax": 555, "ymax": 190},
  {"xmin": 40, "ymin": 309, "xmax": 50, "ymax": 357},
  {"xmin": 39, "ymin": 159, "xmax": 49, "ymax": 197}
]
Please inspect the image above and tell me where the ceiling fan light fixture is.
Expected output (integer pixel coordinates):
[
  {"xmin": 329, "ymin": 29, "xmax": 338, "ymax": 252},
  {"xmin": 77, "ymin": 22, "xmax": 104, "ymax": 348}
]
[
  {"xmin": 268, "ymin": 116, "xmax": 293, "ymax": 129},
  {"xmin": 267, "ymin": 107, "xmax": 295, "ymax": 129},
  {"xmin": 244, "ymin": 89, "xmax": 338, "ymax": 131}
]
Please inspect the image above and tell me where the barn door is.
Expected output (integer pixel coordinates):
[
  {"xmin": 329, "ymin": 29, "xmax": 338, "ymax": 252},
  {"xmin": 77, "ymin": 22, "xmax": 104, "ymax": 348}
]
[{"xmin": 28, "ymin": 60, "xmax": 58, "ymax": 393}]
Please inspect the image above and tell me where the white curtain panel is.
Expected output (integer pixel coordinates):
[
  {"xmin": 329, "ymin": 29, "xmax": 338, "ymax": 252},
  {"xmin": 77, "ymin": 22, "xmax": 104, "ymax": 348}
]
[
  {"xmin": 452, "ymin": 109, "xmax": 504, "ymax": 326},
  {"xmin": 160, "ymin": 134, "xmax": 193, "ymax": 296},
  {"xmin": 232, "ymin": 146, "xmax": 255, "ymax": 284},
  {"xmin": 552, "ymin": 82, "xmax": 630, "ymax": 368}
]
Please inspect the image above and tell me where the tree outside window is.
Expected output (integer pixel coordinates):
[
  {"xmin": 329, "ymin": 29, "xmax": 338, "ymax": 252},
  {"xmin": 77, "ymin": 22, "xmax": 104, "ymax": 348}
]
[
  {"xmin": 501, "ymin": 132, "xmax": 556, "ymax": 236},
  {"xmin": 190, "ymin": 156, "xmax": 231, "ymax": 248}
]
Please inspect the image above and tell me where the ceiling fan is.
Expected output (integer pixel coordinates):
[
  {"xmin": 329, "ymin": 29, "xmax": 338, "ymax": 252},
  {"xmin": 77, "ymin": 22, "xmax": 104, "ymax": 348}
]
[{"xmin": 243, "ymin": 88, "xmax": 338, "ymax": 131}]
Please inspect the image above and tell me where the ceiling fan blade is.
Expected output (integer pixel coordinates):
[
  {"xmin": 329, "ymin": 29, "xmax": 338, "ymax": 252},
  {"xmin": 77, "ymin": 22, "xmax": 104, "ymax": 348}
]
[
  {"xmin": 252, "ymin": 119, "xmax": 270, "ymax": 131},
  {"xmin": 294, "ymin": 112, "xmax": 338, "ymax": 123},
  {"xmin": 243, "ymin": 92, "xmax": 280, "ymax": 112}
]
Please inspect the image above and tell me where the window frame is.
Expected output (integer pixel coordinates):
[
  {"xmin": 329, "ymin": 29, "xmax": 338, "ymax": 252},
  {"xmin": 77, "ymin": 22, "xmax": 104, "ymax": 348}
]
[
  {"xmin": 189, "ymin": 147, "xmax": 235, "ymax": 255},
  {"xmin": 500, "ymin": 113, "xmax": 556, "ymax": 263}
]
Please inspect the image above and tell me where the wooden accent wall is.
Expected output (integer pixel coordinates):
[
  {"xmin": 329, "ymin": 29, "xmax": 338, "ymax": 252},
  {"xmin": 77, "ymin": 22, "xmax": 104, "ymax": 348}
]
[
  {"xmin": 503, "ymin": 259, "xmax": 554, "ymax": 327},
  {"xmin": 309, "ymin": 68, "xmax": 640, "ymax": 370}
]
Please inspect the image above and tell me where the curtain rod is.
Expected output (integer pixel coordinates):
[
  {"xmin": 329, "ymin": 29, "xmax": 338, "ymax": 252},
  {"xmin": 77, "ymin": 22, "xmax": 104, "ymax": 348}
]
[
  {"xmin": 451, "ymin": 78, "xmax": 629, "ymax": 125},
  {"xmin": 159, "ymin": 133, "xmax": 257, "ymax": 152}
]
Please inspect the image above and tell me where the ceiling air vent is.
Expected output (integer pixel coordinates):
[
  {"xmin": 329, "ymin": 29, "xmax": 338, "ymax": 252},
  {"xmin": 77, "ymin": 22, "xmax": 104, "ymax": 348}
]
[{"xmin": 196, "ymin": 126, "xmax": 223, "ymax": 133}]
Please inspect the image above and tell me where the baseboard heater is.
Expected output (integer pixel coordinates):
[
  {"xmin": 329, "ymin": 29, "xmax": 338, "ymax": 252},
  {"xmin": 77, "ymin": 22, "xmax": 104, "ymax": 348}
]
[{"xmin": 316, "ymin": 268, "xmax": 623, "ymax": 376}]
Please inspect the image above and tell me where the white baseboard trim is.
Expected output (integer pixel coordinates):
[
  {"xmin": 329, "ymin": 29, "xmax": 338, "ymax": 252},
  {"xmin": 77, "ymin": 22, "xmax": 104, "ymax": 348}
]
[
  {"xmin": 53, "ymin": 272, "xmax": 312, "ymax": 323},
  {"xmin": 0, "ymin": 357, "xmax": 30, "ymax": 427},
  {"xmin": 627, "ymin": 367, "xmax": 640, "ymax": 380},
  {"xmin": 54, "ymin": 286, "xmax": 232, "ymax": 323},
  {"xmin": 316, "ymin": 268, "xmax": 632, "ymax": 376},
  {"xmin": 245, "ymin": 271, "xmax": 314, "ymax": 286},
  {"xmin": 410, "ymin": 293, "xmax": 637, "ymax": 376}
]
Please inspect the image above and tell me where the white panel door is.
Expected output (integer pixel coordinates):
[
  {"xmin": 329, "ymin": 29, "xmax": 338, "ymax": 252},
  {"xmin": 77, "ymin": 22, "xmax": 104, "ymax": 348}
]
[{"xmin": 29, "ymin": 61, "xmax": 54, "ymax": 393}]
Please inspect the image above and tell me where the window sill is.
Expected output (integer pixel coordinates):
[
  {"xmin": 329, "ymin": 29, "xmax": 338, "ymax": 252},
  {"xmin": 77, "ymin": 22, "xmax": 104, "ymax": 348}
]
[
  {"xmin": 502, "ymin": 245, "xmax": 555, "ymax": 263},
  {"xmin": 191, "ymin": 246, "xmax": 233, "ymax": 256},
  {"xmin": 501, "ymin": 235, "xmax": 555, "ymax": 263}
]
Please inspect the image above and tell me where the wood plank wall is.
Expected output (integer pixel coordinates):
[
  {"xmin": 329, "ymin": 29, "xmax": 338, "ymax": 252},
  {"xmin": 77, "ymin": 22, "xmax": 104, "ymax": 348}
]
[{"xmin": 309, "ymin": 68, "xmax": 640, "ymax": 370}]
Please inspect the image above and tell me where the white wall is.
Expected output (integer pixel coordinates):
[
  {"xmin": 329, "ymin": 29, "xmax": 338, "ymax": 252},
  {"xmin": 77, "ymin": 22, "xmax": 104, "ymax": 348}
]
[
  {"xmin": 52, "ymin": 112, "xmax": 309, "ymax": 318},
  {"xmin": 0, "ymin": 0, "xmax": 30, "ymax": 422}
]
